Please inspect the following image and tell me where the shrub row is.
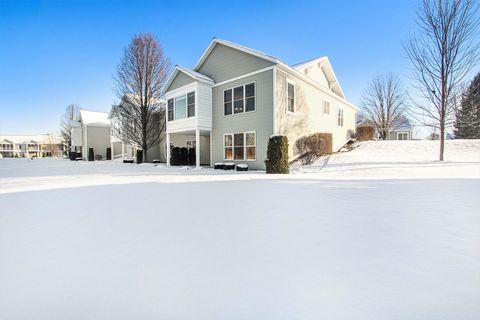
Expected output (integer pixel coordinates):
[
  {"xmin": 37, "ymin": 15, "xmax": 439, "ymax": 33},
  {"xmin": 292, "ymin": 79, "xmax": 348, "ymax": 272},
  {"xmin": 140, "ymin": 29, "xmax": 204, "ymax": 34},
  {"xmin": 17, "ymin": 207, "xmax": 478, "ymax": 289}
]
[{"xmin": 170, "ymin": 147, "xmax": 196, "ymax": 166}]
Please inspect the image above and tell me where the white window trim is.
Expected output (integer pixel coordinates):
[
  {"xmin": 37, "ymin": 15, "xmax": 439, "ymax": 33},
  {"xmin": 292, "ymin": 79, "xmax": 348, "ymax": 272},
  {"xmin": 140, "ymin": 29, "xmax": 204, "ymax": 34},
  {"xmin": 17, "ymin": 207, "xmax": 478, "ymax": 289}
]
[
  {"xmin": 286, "ymin": 78, "xmax": 296, "ymax": 115},
  {"xmin": 167, "ymin": 90, "xmax": 196, "ymax": 122},
  {"xmin": 397, "ymin": 132, "xmax": 409, "ymax": 140},
  {"xmin": 223, "ymin": 131, "xmax": 256, "ymax": 161},
  {"xmin": 323, "ymin": 98, "xmax": 331, "ymax": 116},
  {"xmin": 337, "ymin": 106, "xmax": 344, "ymax": 127},
  {"xmin": 185, "ymin": 140, "xmax": 196, "ymax": 148},
  {"xmin": 223, "ymin": 81, "xmax": 256, "ymax": 117}
]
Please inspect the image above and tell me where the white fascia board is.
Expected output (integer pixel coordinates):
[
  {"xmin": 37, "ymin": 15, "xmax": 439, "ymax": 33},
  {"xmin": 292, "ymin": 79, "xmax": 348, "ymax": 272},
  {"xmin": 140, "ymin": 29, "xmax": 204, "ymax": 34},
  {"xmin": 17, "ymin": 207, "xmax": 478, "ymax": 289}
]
[
  {"xmin": 193, "ymin": 38, "xmax": 279, "ymax": 71},
  {"xmin": 277, "ymin": 63, "xmax": 358, "ymax": 111}
]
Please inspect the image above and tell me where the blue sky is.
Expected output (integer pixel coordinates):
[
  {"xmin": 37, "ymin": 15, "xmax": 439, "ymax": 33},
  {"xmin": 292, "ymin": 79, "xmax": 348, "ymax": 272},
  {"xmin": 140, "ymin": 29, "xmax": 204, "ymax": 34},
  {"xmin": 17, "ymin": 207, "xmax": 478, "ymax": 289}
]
[{"xmin": 0, "ymin": 0, "xmax": 421, "ymax": 134}]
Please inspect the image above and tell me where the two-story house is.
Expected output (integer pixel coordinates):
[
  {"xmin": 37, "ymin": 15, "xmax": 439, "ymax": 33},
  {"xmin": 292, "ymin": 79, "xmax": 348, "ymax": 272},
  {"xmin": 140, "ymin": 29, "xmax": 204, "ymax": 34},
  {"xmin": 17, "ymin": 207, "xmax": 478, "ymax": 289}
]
[{"xmin": 162, "ymin": 38, "xmax": 358, "ymax": 170}]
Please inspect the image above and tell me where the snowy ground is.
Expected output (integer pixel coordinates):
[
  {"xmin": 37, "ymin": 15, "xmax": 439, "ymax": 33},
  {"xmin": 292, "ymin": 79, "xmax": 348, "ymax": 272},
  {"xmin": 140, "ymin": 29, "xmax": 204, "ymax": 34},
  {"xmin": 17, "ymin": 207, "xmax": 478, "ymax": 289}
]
[{"xmin": 0, "ymin": 140, "xmax": 479, "ymax": 320}]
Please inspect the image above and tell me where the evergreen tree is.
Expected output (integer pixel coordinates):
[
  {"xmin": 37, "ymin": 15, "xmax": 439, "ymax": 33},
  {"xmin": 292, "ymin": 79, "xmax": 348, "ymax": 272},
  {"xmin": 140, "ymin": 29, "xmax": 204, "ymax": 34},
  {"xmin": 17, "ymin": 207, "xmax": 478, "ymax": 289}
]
[{"xmin": 455, "ymin": 73, "xmax": 480, "ymax": 139}]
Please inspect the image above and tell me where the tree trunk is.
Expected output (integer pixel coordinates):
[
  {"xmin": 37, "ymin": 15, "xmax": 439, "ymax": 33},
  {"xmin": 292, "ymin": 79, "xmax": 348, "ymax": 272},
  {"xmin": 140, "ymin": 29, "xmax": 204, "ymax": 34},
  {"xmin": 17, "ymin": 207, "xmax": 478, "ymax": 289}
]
[{"xmin": 439, "ymin": 118, "xmax": 445, "ymax": 161}]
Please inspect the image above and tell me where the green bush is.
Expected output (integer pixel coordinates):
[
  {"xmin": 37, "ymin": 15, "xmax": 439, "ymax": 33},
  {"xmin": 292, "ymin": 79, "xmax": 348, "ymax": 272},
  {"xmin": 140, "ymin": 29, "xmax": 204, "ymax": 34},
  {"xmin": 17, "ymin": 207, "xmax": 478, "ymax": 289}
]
[
  {"xmin": 171, "ymin": 147, "xmax": 181, "ymax": 166},
  {"xmin": 265, "ymin": 135, "xmax": 289, "ymax": 174}
]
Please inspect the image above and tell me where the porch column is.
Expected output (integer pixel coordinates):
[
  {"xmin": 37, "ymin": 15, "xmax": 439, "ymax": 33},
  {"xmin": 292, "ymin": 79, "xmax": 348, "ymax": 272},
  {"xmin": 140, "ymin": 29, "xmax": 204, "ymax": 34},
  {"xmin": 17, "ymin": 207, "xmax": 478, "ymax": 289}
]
[
  {"xmin": 121, "ymin": 142, "xmax": 125, "ymax": 160},
  {"xmin": 209, "ymin": 130, "xmax": 213, "ymax": 167},
  {"xmin": 195, "ymin": 129, "xmax": 200, "ymax": 168},
  {"xmin": 166, "ymin": 132, "xmax": 171, "ymax": 166}
]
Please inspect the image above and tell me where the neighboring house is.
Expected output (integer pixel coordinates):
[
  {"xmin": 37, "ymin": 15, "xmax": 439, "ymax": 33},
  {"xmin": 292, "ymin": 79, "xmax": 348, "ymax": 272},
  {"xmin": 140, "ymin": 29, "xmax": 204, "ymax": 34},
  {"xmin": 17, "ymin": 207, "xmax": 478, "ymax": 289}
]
[
  {"xmin": 356, "ymin": 117, "xmax": 414, "ymax": 141},
  {"xmin": 108, "ymin": 105, "xmax": 162, "ymax": 162},
  {"xmin": 162, "ymin": 38, "xmax": 358, "ymax": 170},
  {"xmin": 71, "ymin": 110, "xmax": 111, "ymax": 160},
  {"xmin": 0, "ymin": 134, "xmax": 64, "ymax": 158},
  {"xmin": 386, "ymin": 122, "xmax": 413, "ymax": 141}
]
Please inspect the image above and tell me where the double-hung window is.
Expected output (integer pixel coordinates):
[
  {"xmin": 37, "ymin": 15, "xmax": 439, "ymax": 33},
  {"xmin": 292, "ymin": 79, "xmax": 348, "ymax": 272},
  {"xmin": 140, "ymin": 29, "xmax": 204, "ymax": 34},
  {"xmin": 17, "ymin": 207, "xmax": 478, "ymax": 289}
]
[
  {"xmin": 167, "ymin": 91, "xmax": 195, "ymax": 121},
  {"xmin": 224, "ymin": 132, "xmax": 256, "ymax": 161},
  {"xmin": 287, "ymin": 80, "xmax": 295, "ymax": 113},
  {"xmin": 167, "ymin": 99, "xmax": 174, "ymax": 121},
  {"xmin": 323, "ymin": 100, "xmax": 330, "ymax": 115},
  {"xmin": 187, "ymin": 92, "xmax": 195, "ymax": 117},
  {"xmin": 224, "ymin": 83, "xmax": 255, "ymax": 115},
  {"xmin": 337, "ymin": 107, "xmax": 344, "ymax": 127}
]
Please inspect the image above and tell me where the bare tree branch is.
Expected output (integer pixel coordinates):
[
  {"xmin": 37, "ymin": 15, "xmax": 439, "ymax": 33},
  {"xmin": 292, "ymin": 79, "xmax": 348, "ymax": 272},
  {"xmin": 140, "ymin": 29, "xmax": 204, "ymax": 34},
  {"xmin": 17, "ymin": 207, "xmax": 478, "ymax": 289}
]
[
  {"xmin": 113, "ymin": 33, "xmax": 171, "ymax": 161},
  {"xmin": 404, "ymin": 0, "xmax": 479, "ymax": 160},
  {"xmin": 361, "ymin": 73, "xmax": 409, "ymax": 139}
]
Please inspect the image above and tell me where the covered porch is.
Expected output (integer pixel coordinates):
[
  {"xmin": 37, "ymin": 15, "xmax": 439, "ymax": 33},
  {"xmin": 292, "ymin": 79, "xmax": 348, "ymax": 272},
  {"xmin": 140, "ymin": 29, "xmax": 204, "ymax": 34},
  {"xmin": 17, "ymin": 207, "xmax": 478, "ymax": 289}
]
[{"xmin": 166, "ymin": 129, "xmax": 212, "ymax": 168}]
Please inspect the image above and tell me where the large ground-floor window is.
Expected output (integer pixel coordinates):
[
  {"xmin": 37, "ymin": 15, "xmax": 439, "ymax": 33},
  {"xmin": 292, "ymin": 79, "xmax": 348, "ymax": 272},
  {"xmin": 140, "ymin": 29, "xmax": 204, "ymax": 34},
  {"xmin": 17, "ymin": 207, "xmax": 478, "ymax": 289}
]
[{"xmin": 224, "ymin": 131, "xmax": 256, "ymax": 161}]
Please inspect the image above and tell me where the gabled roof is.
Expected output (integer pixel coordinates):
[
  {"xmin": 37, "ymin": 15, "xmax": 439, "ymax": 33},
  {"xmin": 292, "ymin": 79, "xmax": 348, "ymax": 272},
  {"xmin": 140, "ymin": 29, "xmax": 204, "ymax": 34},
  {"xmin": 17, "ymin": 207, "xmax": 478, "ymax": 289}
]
[
  {"xmin": 293, "ymin": 56, "xmax": 345, "ymax": 98},
  {"xmin": 0, "ymin": 135, "xmax": 62, "ymax": 144},
  {"xmin": 79, "ymin": 110, "xmax": 110, "ymax": 126},
  {"xmin": 163, "ymin": 65, "xmax": 214, "ymax": 93},
  {"xmin": 193, "ymin": 38, "xmax": 279, "ymax": 71}
]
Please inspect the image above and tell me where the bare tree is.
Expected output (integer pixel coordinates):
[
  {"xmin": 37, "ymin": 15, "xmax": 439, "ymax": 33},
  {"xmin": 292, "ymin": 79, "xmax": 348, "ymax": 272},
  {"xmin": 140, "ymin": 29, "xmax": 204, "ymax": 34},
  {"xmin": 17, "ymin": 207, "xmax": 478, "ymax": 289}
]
[
  {"xmin": 361, "ymin": 73, "xmax": 409, "ymax": 140},
  {"xmin": 405, "ymin": 0, "xmax": 479, "ymax": 160},
  {"xmin": 113, "ymin": 33, "xmax": 171, "ymax": 161},
  {"xmin": 60, "ymin": 104, "xmax": 80, "ymax": 152}
]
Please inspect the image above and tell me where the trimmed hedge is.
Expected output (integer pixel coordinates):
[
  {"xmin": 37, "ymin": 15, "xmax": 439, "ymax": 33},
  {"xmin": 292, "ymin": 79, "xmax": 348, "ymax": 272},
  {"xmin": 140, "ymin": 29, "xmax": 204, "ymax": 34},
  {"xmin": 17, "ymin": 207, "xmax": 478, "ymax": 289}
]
[
  {"xmin": 88, "ymin": 147, "xmax": 94, "ymax": 161},
  {"xmin": 136, "ymin": 149, "xmax": 143, "ymax": 164},
  {"xmin": 180, "ymin": 147, "xmax": 189, "ymax": 165},
  {"xmin": 106, "ymin": 147, "xmax": 112, "ymax": 160},
  {"xmin": 294, "ymin": 133, "xmax": 332, "ymax": 165},
  {"xmin": 265, "ymin": 135, "xmax": 289, "ymax": 174},
  {"xmin": 188, "ymin": 148, "xmax": 196, "ymax": 166},
  {"xmin": 357, "ymin": 126, "xmax": 375, "ymax": 141},
  {"xmin": 171, "ymin": 147, "xmax": 181, "ymax": 166}
]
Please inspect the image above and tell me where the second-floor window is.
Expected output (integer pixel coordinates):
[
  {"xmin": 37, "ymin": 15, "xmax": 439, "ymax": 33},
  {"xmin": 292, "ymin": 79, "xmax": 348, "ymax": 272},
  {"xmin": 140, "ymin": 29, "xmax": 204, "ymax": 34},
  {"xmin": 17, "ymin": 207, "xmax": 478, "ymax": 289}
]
[
  {"xmin": 287, "ymin": 80, "xmax": 295, "ymax": 113},
  {"xmin": 167, "ymin": 91, "xmax": 195, "ymax": 122},
  {"xmin": 224, "ymin": 82, "xmax": 255, "ymax": 116},
  {"xmin": 323, "ymin": 100, "xmax": 330, "ymax": 115},
  {"xmin": 337, "ymin": 107, "xmax": 344, "ymax": 127}
]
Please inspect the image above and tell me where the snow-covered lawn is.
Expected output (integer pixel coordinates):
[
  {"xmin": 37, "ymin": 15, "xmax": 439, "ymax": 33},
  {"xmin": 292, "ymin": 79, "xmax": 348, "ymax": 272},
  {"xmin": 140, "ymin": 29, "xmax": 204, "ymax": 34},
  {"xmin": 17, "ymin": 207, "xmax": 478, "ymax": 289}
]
[{"xmin": 0, "ymin": 140, "xmax": 479, "ymax": 319}]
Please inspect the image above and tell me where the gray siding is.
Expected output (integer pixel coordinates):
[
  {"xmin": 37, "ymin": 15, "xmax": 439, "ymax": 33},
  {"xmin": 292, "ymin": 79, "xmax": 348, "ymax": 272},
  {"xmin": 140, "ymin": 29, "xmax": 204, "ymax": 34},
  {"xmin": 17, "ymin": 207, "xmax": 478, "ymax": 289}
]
[
  {"xmin": 168, "ymin": 133, "xmax": 210, "ymax": 165},
  {"xmin": 197, "ymin": 43, "xmax": 275, "ymax": 83},
  {"xmin": 211, "ymin": 69, "xmax": 274, "ymax": 170},
  {"xmin": 167, "ymin": 72, "xmax": 196, "ymax": 92},
  {"xmin": 86, "ymin": 126, "xmax": 110, "ymax": 160}
]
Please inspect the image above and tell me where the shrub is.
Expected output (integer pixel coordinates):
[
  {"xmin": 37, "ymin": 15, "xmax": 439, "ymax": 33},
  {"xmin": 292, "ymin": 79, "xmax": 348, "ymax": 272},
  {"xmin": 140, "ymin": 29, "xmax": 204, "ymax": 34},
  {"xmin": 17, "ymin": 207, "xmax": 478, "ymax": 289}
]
[
  {"xmin": 294, "ymin": 133, "xmax": 332, "ymax": 165},
  {"xmin": 88, "ymin": 147, "xmax": 94, "ymax": 161},
  {"xmin": 180, "ymin": 147, "xmax": 188, "ymax": 165},
  {"xmin": 106, "ymin": 147, "xmax": 112, "ymax": 160},
  {"xmin": 171, "ymin": 147, "xmax": 181, "ymax": 166},
  {"xmin": 357, "ymin": 126, "xmax": 375, "ymax": 141},
  {"xmin": 136, "ymin": 149, "xmax": 143, "ymax": 164},
  {"xmin": 188, "ymin": 148, "xmax": 196, "ymax": 166},
  {"xmin": 95, "ymin": 154, "xmax": 102, "ymax": 161},
  {"xmin": 265, "ymin": 135, "xmax": 289, "ymax": 174}
]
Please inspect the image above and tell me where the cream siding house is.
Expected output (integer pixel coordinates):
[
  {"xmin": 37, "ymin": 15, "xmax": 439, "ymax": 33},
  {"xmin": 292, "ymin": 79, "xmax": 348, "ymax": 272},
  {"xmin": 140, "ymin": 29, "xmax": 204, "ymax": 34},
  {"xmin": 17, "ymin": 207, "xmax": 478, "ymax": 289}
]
[{"xmin": 162, "ymin": 38, "xmax": 358, "ymax": 170}]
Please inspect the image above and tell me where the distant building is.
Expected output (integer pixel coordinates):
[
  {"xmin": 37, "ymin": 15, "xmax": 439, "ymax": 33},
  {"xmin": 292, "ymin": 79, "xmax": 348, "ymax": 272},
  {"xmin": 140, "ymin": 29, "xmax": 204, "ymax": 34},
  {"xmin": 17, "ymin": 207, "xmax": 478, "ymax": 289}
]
[
  {"xmin": 0, "ymin": 134, "xmax": 64, "ymax": 158},
  {"xmin": 71, "ymin": 110, "xmax": 111, "ymax": 160},
  {"xmin": 356, "ymin": 118, "xmax": 413, "ymax": 141}
]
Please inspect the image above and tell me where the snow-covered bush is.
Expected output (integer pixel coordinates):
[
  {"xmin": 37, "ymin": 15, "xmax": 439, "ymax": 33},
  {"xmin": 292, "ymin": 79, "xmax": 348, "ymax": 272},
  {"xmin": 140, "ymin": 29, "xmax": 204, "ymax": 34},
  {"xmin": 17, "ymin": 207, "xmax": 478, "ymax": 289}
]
[{"xmin": 265, "ymin": 135, "xmax": 289, "ymax": 174}]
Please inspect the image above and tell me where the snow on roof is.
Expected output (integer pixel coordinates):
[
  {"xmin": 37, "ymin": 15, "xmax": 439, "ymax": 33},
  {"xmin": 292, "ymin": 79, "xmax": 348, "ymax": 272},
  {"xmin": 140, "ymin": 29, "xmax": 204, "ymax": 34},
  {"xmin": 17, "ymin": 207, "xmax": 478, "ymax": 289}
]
[
  {"xmin": 292, "ymin": 56, "xmax": 328, "ymax": 70},
  {"xmin": 0, "ymin": 134, "xmax": 62, "ymax": 144},
  {"xmin": 79, "ymin": 110, "xmax": 110, "ymax": 126}
]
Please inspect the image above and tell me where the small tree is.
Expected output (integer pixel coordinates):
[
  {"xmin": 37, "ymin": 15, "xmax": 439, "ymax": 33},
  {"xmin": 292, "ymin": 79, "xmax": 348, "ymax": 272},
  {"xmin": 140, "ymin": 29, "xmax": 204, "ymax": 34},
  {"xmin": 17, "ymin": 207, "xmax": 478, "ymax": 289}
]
[
  {"xmin": 361, "ymin": 73, "xmax": 408, "ymax": 140},
  {"xmin": 60, "ymin": 104, "xmax": 80, "ymax": 151},
  {"xmin": 265, "ymin": 136, "xmax": 289, "ymax": 174},
  {"xmin": 454, "ymin": 72, "xmax": 480, "ymax": 138},
  {"xmin": 113, "ymin": 33, "xmax": 171, "ymax": 162},
  {"xmin": 405, "ymin": 0, "xmax": 479, "ymax": 160}
]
